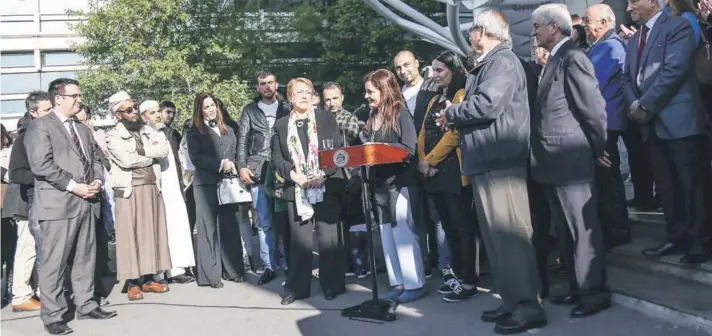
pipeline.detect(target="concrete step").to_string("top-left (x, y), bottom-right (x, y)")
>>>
top-left (608, 256), bottom-right (712, 335)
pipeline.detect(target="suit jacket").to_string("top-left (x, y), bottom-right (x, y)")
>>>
top-left (531, 39), bottom-right (607, 185)
top-left (186, 123), bottom-right (239, 186)
top-left (621, 12), bottom-right (704, 140)
top-left (25, 111), bottom-right (103, 221)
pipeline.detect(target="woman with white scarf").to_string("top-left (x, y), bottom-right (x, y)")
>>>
top-left (271, 78), bottom-right (346, 305)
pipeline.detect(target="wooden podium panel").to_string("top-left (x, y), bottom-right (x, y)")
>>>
top-left (319, 143), bottom-right (410, 170)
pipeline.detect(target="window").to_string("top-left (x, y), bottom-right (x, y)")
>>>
top-left (40, 71), bottom-right (77, 89)
top-left (41, 51), bottom-right (84, 67)
top-left (40, 0), bottom-right (88, 14)
top-left (40, 20), bottom-right (74, 34)
top-left (0, 73), bottom-right (41, 95)
top-left (3, 0), bottom-right (39, 15)
top-left (0, 100), bottom-right (27, 116)
top-left (1, 53), bottom-right (35, 68)
top-left (0, 21), bottom-right (37, 34)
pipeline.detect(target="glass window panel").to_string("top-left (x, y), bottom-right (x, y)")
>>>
top-left (0, 73), bottom-right (41, 95)
top-left (0, 21), bottom-right (37, 34)
top-left (0, 100), bottom-right (27, 116)
top-left (41, 51), bottom-right (84, 67)
top-left (40, 71), bottom-right (76, 89)
top-left (3, 0), bottom-right (39, 15)
top-left (40, 20), bottom-right (73, 34)
top-left (40, 0), bottom-right (88, 14)
top-left (1, 53), bottom-right (35, 68)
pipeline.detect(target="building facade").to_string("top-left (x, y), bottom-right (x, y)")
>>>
top-left (1, 0), bottom-right (88, 130)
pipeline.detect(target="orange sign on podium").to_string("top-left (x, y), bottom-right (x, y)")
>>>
top-left (318, 143), bottom-right (410, 170)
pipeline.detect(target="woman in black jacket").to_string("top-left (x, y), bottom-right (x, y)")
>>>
top-left (360, 69), bottom-right (426, 303)
top-left (271, 77), bottom-right (346, 305)
top-left (187, 92), bottom-right (246, 288)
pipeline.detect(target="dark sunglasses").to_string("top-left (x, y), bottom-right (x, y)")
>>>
top-left (117, 104), bottom-right (139, 114)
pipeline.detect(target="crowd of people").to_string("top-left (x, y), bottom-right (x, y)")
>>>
top-left (1, 0), bottom-right (711, 335)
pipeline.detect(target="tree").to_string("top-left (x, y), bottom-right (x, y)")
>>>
top-left (70, 0), bottom-right (264, 127)
top-left (290, 0), bottom-right (445, 109)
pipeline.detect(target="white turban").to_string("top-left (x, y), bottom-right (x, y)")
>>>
top-left (108, 91), bottom-right (131, 114)
top-left (139, 100), bottom-right (159, 114)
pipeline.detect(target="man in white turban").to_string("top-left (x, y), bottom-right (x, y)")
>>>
top-left (139, 100), bottom-right (196, 284)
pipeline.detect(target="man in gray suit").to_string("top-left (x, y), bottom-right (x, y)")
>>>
top-left (531, 4), bottom-right (611, 318)
top-left (25, 78), bottom-right (117, 335)
top-left (440, 10), bottom-right (546, 335)
top-left (621, 0), bottom-right (710, 264)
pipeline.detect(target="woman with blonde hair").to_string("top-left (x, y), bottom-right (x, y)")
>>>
top-left (271, 78), bottom-right (346, 305)
top-left (360, 69), bottom-right (426, 303)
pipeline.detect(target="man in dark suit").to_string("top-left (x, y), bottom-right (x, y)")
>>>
top-left (621, 0), bottom-right (710, 264)
top-left (25, 78), bottom-right (116, 335)
top-left (530, 4), bottom-right (611, 319)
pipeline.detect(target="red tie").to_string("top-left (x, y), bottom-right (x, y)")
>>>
top-left (637, 25), bottom-right (649, 67)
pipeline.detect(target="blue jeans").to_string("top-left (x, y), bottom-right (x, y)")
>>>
top-left (251, 185), bottom-right (279, 270)
top-left (427, 196), bottom-right (451, 271)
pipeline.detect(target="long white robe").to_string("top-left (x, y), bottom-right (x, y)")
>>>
top-left (159, 133), bottom-right (196, 270)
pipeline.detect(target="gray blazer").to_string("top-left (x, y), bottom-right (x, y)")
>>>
top-left (25, 111), bottom-right (103, 221)
top-left (621, 12), bottom-right (704, 140)
top-left (531, 39), bottom-right (607, 185)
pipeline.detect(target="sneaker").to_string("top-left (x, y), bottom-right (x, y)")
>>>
top-left (255, 266), bottom-right (266, 275)
top-left (443, 281), bottom-right (478, 303)
top-left (356, 268), bottom-right (371, 279)
top-left (345, 270), bottom-right (357, 277)
top-left (438, 269), bottom-right (457, 295)
top-left (398, 288), bottom-right (427, 303)
top-left (425, 269), bottom-right (433, 279)
top-left (383, 287), bottom-right (405, 302)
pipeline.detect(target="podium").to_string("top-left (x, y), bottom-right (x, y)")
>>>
top-left (319, 143), bottom-right (410, 323)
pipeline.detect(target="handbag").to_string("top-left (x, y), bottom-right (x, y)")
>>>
top-left (217, 173), bottom-right (252, 205)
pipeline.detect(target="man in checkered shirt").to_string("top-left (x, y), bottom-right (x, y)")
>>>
top-left (322, 82), bottom-right (360, 146)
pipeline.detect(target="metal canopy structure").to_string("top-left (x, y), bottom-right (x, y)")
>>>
top-left (362, 0), bottom-right (595, 59)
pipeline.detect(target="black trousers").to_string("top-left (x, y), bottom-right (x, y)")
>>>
top-left (1, 217), bottom-right (17, 304)
top-left (272, 210), bottom-right (290, 271)
top-left (647, 133), bottom-right (711, 251)
top-left (94, 213), bottom-right (110, 298)
top-left (285, 194), bottom-right (346, 298)
top-left (621, 122), bottom-right (655, 204)
top-left (185, 184), bottom-right (197, 246)
top-left (409, 184), bottom-right (434, 269)
top-left (193, 184), bottom-right (245, 286)
top-left (595, 131), bottom-right (631, 247)
top-left (528, 174), bottom-right (552, 296)
top-left (430, 187), bottom-right (478, 284)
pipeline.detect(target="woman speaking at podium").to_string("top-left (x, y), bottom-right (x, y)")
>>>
top-left (360, 69), bottom-right (427, 303)
top-left (271, 78), bottom-right (347, 305)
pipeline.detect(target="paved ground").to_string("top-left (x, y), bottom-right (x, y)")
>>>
top-left (0, 270), bottom-right (705, 336)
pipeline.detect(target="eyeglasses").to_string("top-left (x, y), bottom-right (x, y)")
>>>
top-left (59, 93), bottom-right (83, 99)
top-left (117, 104), bottom-right (139, 114)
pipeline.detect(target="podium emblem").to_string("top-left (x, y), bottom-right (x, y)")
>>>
top-left (333, 149), bottom-right (350, 168)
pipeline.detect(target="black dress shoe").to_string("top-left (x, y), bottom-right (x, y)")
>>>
top-left (169, 274), bottom-right (195, 284)
top-left (550, 294), bottom-right (580, 306)
top-left (210, 281), bottom-right (224, 289)
top-left (258, 268), bottom-right (276, 285)
top-left (481, 308), bottom-right (511, 323)
top-left (281, 295), bottom-right (297, 305)
top-left (571, 301), bottom-right (612, 318)
top-left (494, 315), bottom-right (547, 335)
top-left (76, 307), bottom-right (117, 320)
top-left (324, 290), bottom-right (342, 301)
top-left (227, 275), bottom-right (246, 283)
top-left (680, 253), bottom-right (709, 265)
top-left (45, 322), bottom-right (73, 335)
top-left (642, 242), bottom-right (684, 257)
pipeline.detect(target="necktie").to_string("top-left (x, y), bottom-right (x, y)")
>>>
top-left (65, 119), bottom-right (93, 183)
top-left (637, 25), bottom-right (649, 69)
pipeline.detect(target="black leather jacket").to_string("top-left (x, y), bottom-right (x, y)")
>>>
top-left (237, 97), bottom-right (290, 180)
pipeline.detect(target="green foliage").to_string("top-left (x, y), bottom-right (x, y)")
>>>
top-left (70, 0), bottom-right (256, 128)
top-left (290, 0), bottom-right (445, 109)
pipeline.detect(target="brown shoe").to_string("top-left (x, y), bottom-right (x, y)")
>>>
top-left (12, 298), bottom-right (41, 312)
top-left (141, 281), bottom-right (169, 293)
top-left (127, 286), bottom-right (144, 300)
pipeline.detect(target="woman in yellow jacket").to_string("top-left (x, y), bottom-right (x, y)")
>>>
top-left (417, 51), bottom-right (478, 303)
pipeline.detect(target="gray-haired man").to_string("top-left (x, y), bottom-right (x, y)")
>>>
top-left (438, 9), bottom-right (546, 335)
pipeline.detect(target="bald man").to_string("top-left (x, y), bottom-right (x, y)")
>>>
top-left (394, 51), bottom-right (424, 116)
top-left (584, 4), bottom-right (631, 249)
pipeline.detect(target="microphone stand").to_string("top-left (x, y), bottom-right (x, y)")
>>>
top-left (341, 165), bottom-right (397, 322)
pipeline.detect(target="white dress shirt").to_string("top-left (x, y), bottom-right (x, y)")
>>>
top-left (54, 110), bottom-right (98, 192)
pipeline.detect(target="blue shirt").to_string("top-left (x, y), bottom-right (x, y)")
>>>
top-left (588, 31), bottom-right (628, 131)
